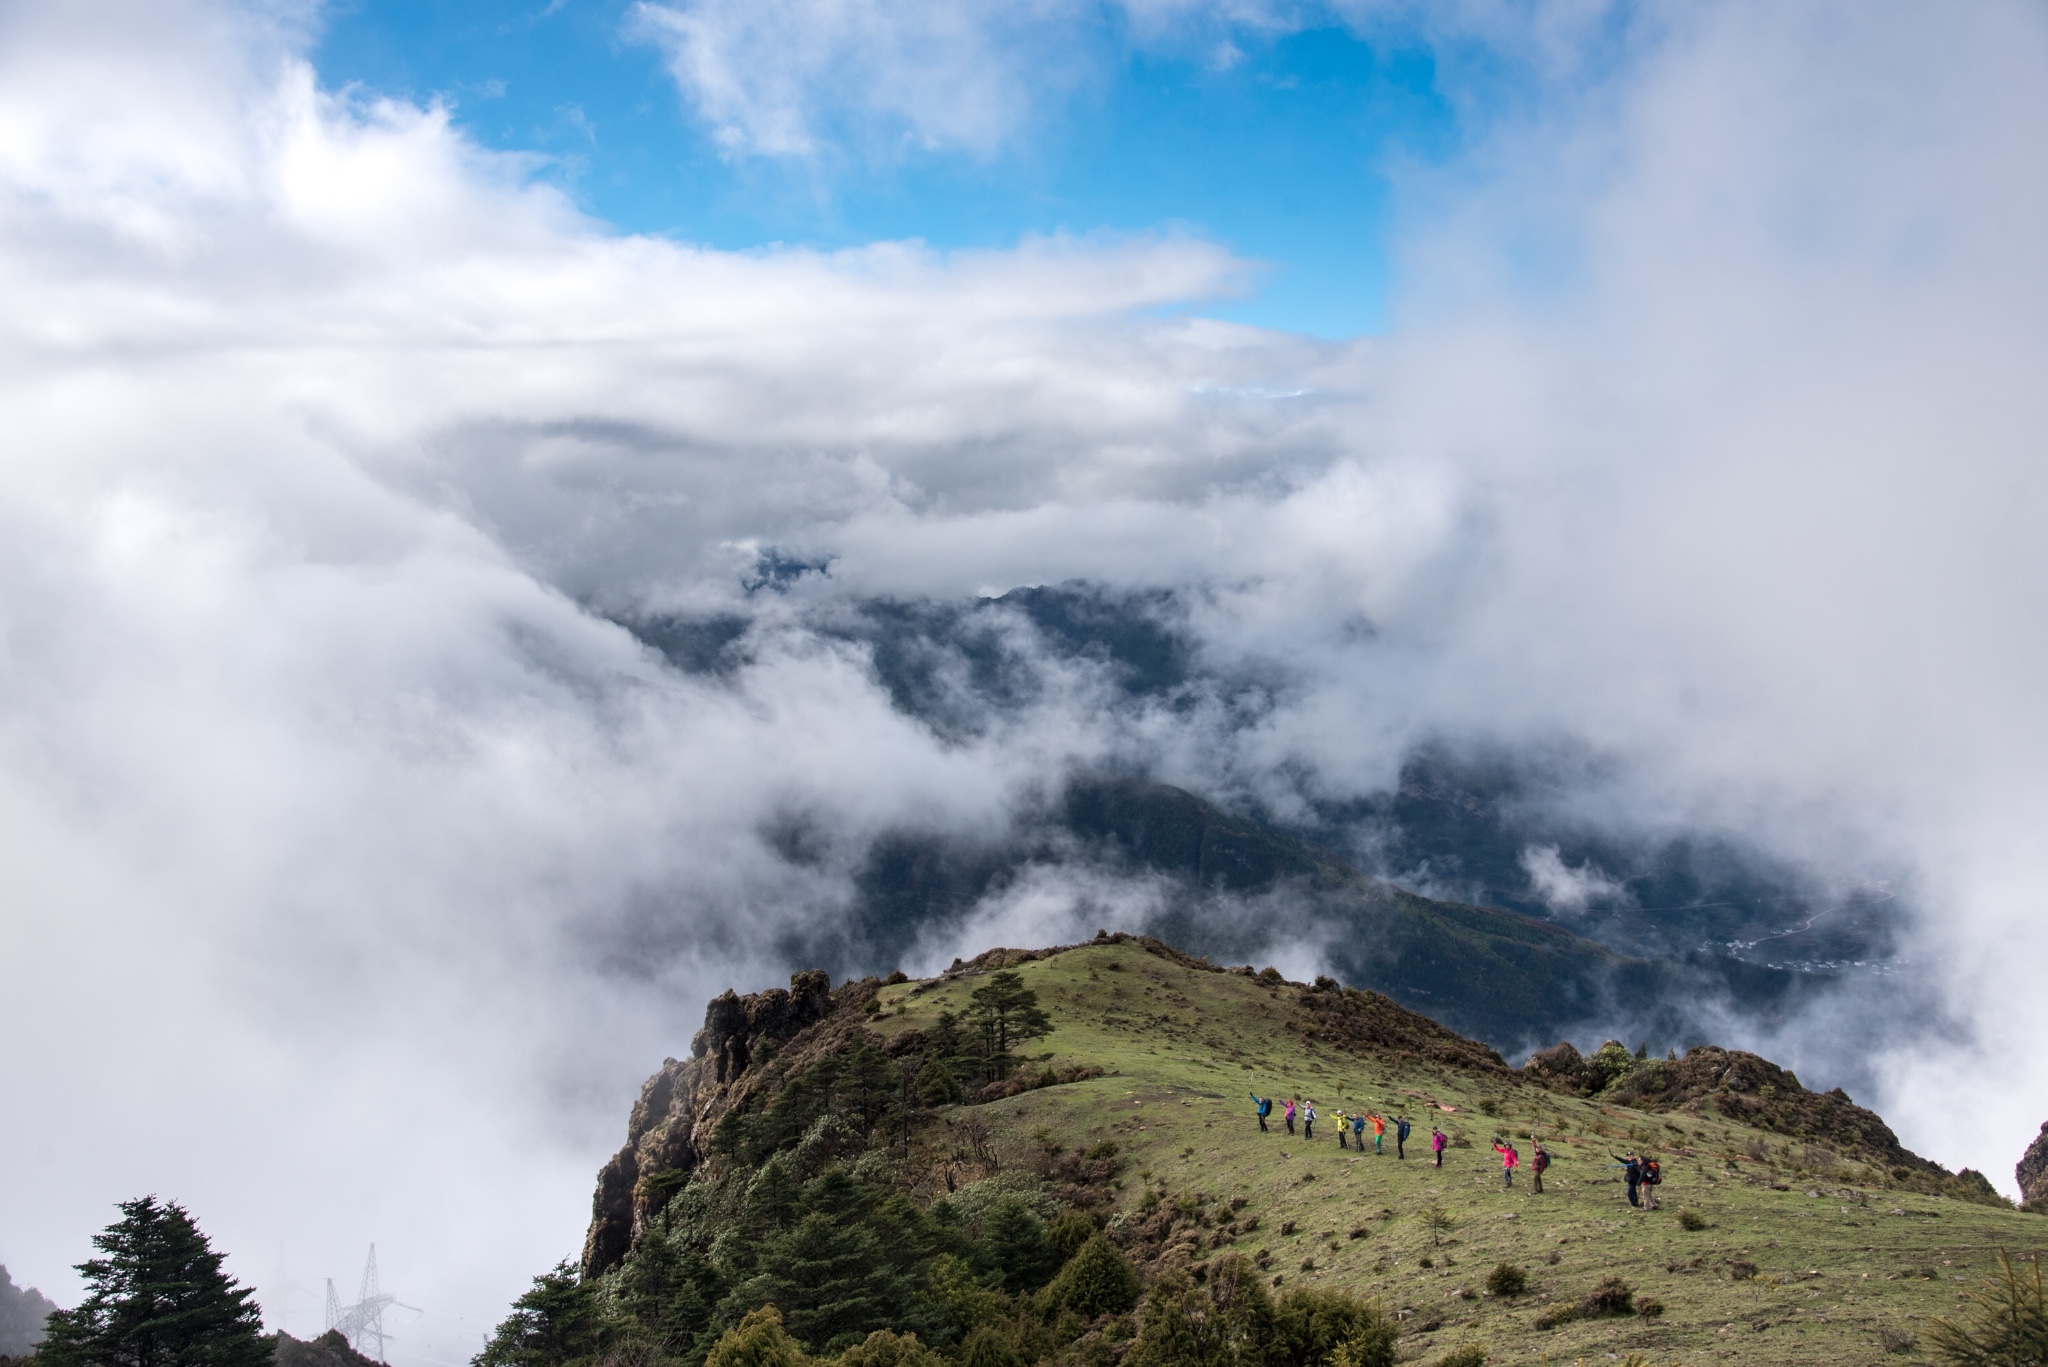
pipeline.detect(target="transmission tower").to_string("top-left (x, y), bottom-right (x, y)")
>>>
top-left (323, 1245), bottom-right (410, 1362)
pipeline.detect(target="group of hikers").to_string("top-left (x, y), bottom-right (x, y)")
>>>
top-left (1249, 1091), bottom-right (1664, 1209)
top-left (1251, 1093), bottom-right (1444, 1165)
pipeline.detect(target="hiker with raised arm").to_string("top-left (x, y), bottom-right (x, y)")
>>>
top-left (1614, 1151), bottom-right (1642, 1208)
top-left (1492, 1138), bottom-right (1519, 1189)
top-left (1251, 1092), bottom-right (1272, 1132)
top-left (1530, 1139), bottom-right (1550, 1194)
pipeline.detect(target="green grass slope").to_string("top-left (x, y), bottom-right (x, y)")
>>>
top-left (864, 939), bottom-right (2036, 1365)
top-left (557, 936), bottom-right (2041, 1367)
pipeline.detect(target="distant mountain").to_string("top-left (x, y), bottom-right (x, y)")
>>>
top-left (0, 1265), bottom-right (58, 1357)
top-left (863, 774), bottom-right (1825, 1050)
top-left (621, 581), bottom-right (1901, 1050)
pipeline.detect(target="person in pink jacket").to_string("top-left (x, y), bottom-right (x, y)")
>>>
top-left (1283, 1098), bottom-right (1297, 1136)
top-left (1492, 1139), bottom-right (1519, 1190)
top-left (1431, 1125), bottom-right (1448, 1168)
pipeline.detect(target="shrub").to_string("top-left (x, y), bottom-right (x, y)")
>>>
top-left (836, 1329), bottom-right (943, 1367)
top-left (957, 1325), bottom-right (1028, 1367)
top-left (1582, 1278), bottom-right (1635, 1317)
top-left (1435, 1348), bottom-right (1488, 1367)
top-left (1636, 1297), bottom-right (1664, 1318)
top-left (1272, 1288), bottom-right (1396, 1367)
top-left (1047, 1210), bottom-right (1098, 1267)
top-left (1927, 1249), bottom-right (2048, 1366)
top-left (1534, 1278), bottom-right (1635, 1330)
top-left (1483, 1264), bottom-right (1526, 1298)
top-left (1038, 1238), bottom-right (1140, 1318)
top-left (1877, 1324), bottom-right (1919, 1355)
top-left (1728, 1260), bottom-right (1759, 1282)
top-left (1677, 1208), bottom-right (1708, 1232)
top-left (702, 1306), bottom-right (813, 1367)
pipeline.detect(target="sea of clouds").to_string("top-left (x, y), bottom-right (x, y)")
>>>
top-left (2, 1), bottom-right (2045, 1360)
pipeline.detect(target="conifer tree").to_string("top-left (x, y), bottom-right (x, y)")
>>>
top-left (974, 1199), bottom-right (1055, 1293)
top-left (964, 973), bottom-right (1052, 1079)
top-left (472, 1262), bottom-right (599, 1367)
top-left (39, 1197), bottom-right (272, 1367)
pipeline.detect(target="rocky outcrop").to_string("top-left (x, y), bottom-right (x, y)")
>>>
top-left (2019, 1121), bottom-right (2048, 1210)
top-left (270, 1330), bottom-right (383, 1367)
top-left (581, 968), bottom-right (853, 1278)
top-left (1522, 1039), bottom-right (1639, 1095)
top-left (1522, 1040), bottom-right (1973, 1188)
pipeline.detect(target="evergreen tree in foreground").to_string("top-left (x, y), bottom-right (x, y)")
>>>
top-left (39, 1197), bottom-right (271, 1367)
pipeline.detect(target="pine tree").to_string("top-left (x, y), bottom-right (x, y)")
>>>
top-left (832, 1042), bottom-right (897, 1143)
top-left (39, 1197), bottom-right (272, 1367)
top-left (728, 1213), bottom-right (910, 1352)
top-left (472, 1262), bottom-right (599, 1367)
top-left (964, 974), bottom-right (1052, 1079)
top-left (974, 1199), bottom-right (1055, 1293)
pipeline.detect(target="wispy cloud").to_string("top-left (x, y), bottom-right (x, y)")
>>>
top-left (2, 0), bottom-right (2047, 1357)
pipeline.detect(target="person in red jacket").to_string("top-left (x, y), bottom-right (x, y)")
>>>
top-left (1531, 1140), bottom-right (1551, 1194)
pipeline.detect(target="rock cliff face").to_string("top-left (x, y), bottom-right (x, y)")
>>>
top-left (581, 968), bottom-right (858, 1277)
top-left (2019, 1121), bottom-right (2048, 1210)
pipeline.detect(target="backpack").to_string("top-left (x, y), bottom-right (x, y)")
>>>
top-left (1533, 1148), bottom-right (1550, 1173)
top-left (1398, 1119), bottom-right (1411, 1141)
top-left (1258, 1098), bottom-right (1271, 1116)
top-left (1643, 1159), bottom-right (1661, 1185)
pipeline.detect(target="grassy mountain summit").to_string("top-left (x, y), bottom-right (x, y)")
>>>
top-left (512, 936), bottom-right (2038, 1367)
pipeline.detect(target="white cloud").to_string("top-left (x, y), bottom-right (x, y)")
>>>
top-left (629, 0), bottom-right (1106, 158)
top-left (1518, 845), bottom-right (1626, 916)
top-left (3, 0), bottom-right (2048, 1356)
top-left (623, 0), bottom-right (1619, 163)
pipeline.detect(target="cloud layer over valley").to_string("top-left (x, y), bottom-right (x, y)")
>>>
top-left (2, 1), bottom-right (2046, 1360)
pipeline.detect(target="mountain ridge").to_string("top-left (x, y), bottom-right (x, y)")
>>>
top-left (523, 933), bottom-right (2031, 1367)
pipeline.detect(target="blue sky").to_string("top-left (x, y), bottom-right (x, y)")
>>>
top-left (314, 0), bottom-right (1459, 337)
